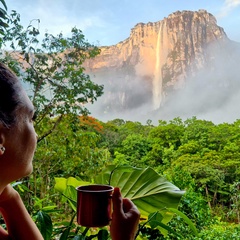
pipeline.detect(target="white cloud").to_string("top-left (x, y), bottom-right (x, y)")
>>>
top-left (225, 0), bottom-right (240, 7)
top-left (17, 0), bottom-right (107, 43)
top-left (218, 0), bottom-right (240, 17)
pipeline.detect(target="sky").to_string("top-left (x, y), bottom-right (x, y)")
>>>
top-left (6, 0), bottom-right (240, 47)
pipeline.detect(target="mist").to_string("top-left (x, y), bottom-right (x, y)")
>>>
top-left (87, 41), bottom-right (240, 125)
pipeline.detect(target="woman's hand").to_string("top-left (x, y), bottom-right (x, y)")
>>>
top-left (0, 184), bottom-right (19, 239)
top-left (110, 187), bottom-right (140, 240)
top-left (0, 226), bottom-right (9, 240)
top-left (0, 184), bottom-right (43, 240)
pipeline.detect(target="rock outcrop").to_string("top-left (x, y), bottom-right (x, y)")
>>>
top-left (84, 10), bottom-right (240, 122)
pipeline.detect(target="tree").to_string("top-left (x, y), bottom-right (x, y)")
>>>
top-left (0, 8), bottom-right (105, 215)
top-left (145, 121), bottom-right (184, 168)
top-left (33, 114), bottom-right (111, 199)
top-left (1, 10), bottom-right (104, 142)
top-left (115, 133), bottom-right (152, 167)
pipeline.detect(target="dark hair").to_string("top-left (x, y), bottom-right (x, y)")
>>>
top-left (0, 62), bottom-right (21, 127)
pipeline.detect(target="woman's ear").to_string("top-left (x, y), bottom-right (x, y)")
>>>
top-left (0, 146), bottom-right (5, 155)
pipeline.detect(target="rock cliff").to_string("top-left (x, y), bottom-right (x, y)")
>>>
top-left (84, 10), bottom-right (240, 123)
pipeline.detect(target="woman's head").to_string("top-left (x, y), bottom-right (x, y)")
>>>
top-left (0, 63), bottom-right (22, 127)
top-left (0, 63), bottom-right (37, 186)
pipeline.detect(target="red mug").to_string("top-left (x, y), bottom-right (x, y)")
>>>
top-left (76, 184), bottom-right (114, 227)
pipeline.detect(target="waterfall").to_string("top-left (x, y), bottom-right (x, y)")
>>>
top-left (152, 24), bottom-right (163, 110)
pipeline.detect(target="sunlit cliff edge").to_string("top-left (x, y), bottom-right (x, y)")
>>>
top-left (84, 10), bottom-right (240, 123)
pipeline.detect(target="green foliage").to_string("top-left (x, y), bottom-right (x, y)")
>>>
top-left (228, 182), bottom-right (240, 223)
top-left (98, 117), bottom-right (240, 238)
top-left (115, 134), bottom-right (152, 167)
top-left (30, 114), bottom-right (111, 210)
top-left (196, 221), bottom-right (240, 240)
top-left (36, 211), bottom-right (53, 240)
top-left (99, 119), bottom-right (152, 156)
top-left (30, 115), bottom-right (240, 239)
top-left (35, 115), bottom-right (110, 177)
top-left (164, 190), bottom-right (213, 239)
top-left (139, 212), bottom-right (183, 239)
top-left (2, 10), bottom-right (103, 142)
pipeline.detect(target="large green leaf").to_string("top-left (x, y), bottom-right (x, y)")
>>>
top-left (54, 177), bottom-right (91, 211)
top-left (94, 166), bottom-right (185, 223)
top-left (54, 177), bottom-right (89, 193)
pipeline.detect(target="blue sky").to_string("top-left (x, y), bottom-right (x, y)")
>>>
top-left (7, 0), bottom-right (240, 46)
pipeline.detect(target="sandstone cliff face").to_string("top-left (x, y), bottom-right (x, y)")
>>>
top-left (85, 10), bottom-right (239, 122)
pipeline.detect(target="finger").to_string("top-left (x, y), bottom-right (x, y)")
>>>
top-left (0, 226), bottom-right (8, 240)
top-left (122, 198), bottom-right (134, 212)
top-left (122, 198), bottom-right (140, 216)
top-left (112, 187), bottom-right (124, 216)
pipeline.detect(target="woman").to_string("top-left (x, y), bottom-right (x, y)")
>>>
top-left (0, 63), bottom-right (140, 240)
